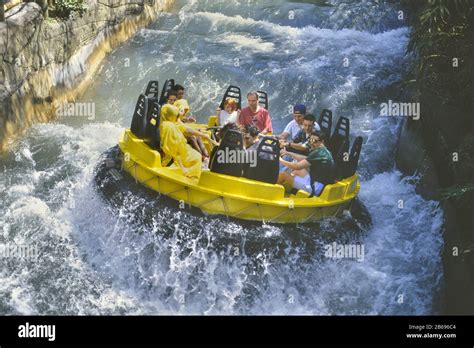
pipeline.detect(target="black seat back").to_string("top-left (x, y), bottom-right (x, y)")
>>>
top-left (143, 98), bottom-right (161, 150)
top-left (308, 155), bottom-right (334, 196)
top-left (328, 116), bottom-right (350, 156)
top-left (130, 94), bottom-right (148, 138)
top-left (333, 139), bottom-right (350, 181)
top-left (343, 136), bottom-right (363, 178)
top-left (244, 137), bottom-right (280, 184)
top-left (318, 109), bottom-right (333, 141)
top-left (209, 130), bottom-right (244, 177)
top-left (219, 85), bottom-right (242, 110)
top-left (145, 80), bottom-right (160, 102)
top-left (159, 79), bottom-right (175, 106)
top-left (257, 90), bottom-right (269, 110)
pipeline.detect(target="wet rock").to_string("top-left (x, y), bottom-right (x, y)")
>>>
top-left (0, 0), bottom-right (174, 151)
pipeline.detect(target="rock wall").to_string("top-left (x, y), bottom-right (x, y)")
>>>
top-left (397, 0), bottom-right (474, 314)
top-left (395, 119), bottom-right (440, 200)
top-left (396, 114), bottom-right (474, 315)
top-left (0, 0), bottom-right (174, 150)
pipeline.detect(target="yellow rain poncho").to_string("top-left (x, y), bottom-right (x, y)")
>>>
top-left (160, 104), bottom-right (182, 167)
top-left (174, 99), bottom-right (191, 121)
top-left (160, 104), bottom-right (184, 129)
top-left (160, 121), bottom-right (202, 180)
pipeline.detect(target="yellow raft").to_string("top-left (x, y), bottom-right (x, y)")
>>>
top-left (118, 128), bottom-right (360, 224)
top-left (118, 80), bottom-right (363, 223)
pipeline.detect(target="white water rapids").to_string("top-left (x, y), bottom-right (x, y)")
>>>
top-left (0, 0), bottom-right (444, 315)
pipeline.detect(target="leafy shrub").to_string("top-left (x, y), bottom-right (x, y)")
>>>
top-left (53, 0), bottom-right (87, 19)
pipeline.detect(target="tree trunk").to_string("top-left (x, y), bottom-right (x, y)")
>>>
top-left (1, 0), bottom-right (5, 22)
top-left (37, 0), bottom-right (48, 19)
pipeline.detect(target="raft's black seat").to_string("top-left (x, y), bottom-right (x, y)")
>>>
top-left (318, 109), bottom-right (333, 142)
top-left (220, 85), bottom-right (242, 110)
top-left (158, 79), bottom-right (175, 106)
top-left (130, 94), bottom-right (148, 139)
top-left (308, 158), bottom-right (334, 197)
top-left (342, 136), bottom-right (363, 178)
top-left (145, 80), bottom-right (160, 102)
top-left (209, 130), bottom-right (244, 177)
top-left (327, 116), bottom-right (350, 157)
top-left (332, 139), bottom-right (350, 181)
top-left (257, 91), bottom-right (269, 110)
top-left (143, 98), bottom-right (161, 150)
top-left (244, 137), bottom-right (280, 184)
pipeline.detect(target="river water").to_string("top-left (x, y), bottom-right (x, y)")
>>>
top-left (0, 0), bottom-right (444, 314)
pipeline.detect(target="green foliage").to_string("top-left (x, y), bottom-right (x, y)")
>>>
top-left (53, 0), bottom-right (87, 19)
top-left (401, 0), bottom-right (474, 203)
top-left (403, 0), bottom-right (474, 84)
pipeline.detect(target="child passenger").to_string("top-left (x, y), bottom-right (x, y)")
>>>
top-left (166, 90), bottom-right (177, 105)
top-left (172, 85), bottom-right (196, 123)
top-left (216, 98), bottom-right (240, 126)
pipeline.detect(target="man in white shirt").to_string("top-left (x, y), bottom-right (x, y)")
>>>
top-left (282, 113), bottom-right (321, 155)
top-left (278, 104), bottom-right (306, 142)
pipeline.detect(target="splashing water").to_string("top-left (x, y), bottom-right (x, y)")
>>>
top-left (0, 0), bottom-right (443, 315)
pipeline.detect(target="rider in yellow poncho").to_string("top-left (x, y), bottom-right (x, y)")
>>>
top-left (160, 121), bottom-right (202, 180)
top-left (160, 104), bottom-right (217, 166)
top-left (159, 106), bottom-right (202, 180)
top-left (174, 99), bottom-right (193, 123)
top-left (160, 103), bottom-right (185, 130)
top-left (174, 99), bottom-right (210, 158)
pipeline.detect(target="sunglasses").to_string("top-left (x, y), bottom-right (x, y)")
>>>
top-left (309, 137), bottom-right (321, 143)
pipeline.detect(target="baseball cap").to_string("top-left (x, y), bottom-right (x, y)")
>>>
top-left (293, 104), bottom-right (306, 114)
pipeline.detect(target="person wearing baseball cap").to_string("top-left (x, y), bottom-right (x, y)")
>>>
top-left (278, 104), bottom-right (307, 142)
